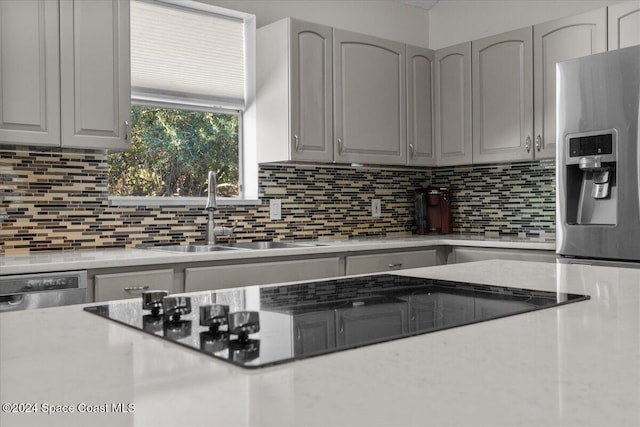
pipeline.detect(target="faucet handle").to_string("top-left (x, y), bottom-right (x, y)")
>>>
top-left (214, 221), bottom-right (238, 237)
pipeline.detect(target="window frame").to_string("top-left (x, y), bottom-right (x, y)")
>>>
top-left (109, 0), bottom-right (258, 207)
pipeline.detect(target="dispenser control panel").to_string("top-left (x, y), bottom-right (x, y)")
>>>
top-left (569, 134), bottom-right (612, 157)
top-left (565, 130), bottom-right (616, 165)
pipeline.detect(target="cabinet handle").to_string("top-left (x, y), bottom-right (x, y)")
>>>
top-left (388, 263), bottom-right (403, 270)
top-left (525, 136), bottom-right (531, 153)
top-left (124, 285), bottom-right (150, 293)
top-left (296, 326), bottom-right (301, 341)
top-left (337, 138), bottom-right (344, 155)
top-left (409, 143), bottom-right (416, 158)
top-left (535, 134), bottom-right (542, 152)
top-left (294, 134), bottom-right (300, 152)
top-left (123, 120), bottom-right (130, 141)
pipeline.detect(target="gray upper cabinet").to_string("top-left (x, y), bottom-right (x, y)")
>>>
top-left (333, 29), bottom-right (406, 165)
top-left (257, 18), bottom-right (333, 163)
top-left (60, 0), bottom-right (130, 150)
top-left (435, 42), bottom-right (472, 166)
top-left (472, 27), bottom-right (533, 164)
top-left (406, 46), bottom-right (436, 167)
top-left (0, 0), bottom-right (130, 150)
top-left (291, 20), bottom-right (333, 162)
top-left (533, 8), bottom-right (606, 159)
top-left (0, 0), bottom-right (60, 147)
top-left (608, 1), bottom-right (640, 50)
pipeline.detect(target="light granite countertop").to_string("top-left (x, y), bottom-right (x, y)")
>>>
top-left (0, 234), bottom-right (555, 275)
top-left (1, 260), bottom-right (638, 427)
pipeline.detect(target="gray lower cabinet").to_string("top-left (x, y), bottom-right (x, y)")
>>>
top-left (335, 301), bottom-right (408, 348)
top-left (292, 311), bottom-right (336, 357)
top-left (345, 249), bottom-right (439, 275)
top-left (94, 268), bottom-right (176, 302)
top-left (438, 293), bottom-right (475, 325)
top-left (184, 257), bottom-right (342, 292)
top-left (450, 247), bottom-right (556, 264)
top-left (407, 293), bottom-right (438, 332)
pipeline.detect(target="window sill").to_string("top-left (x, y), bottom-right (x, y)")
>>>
top-left (109, 196), bottom-right (261, 207)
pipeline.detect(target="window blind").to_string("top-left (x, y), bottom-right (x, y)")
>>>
top-left (130, 0), bottom-right (246, 109)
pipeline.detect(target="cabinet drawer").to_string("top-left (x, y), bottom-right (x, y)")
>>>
top-left (185, 258), bottom-right (342, 292)
top-left (346, 249), bottom-right (438, 275)
top-left (94, 269), bottom-right (175, 302)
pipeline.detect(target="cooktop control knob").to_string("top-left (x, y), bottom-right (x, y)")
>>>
top-left (162, 296), bottom-right (191, 322)
top-left (142, 290), bottom-right (169, 315)
top-left (228, 311), bottom-right (260, 341)
top-left (200, 304), bottom-right (229, 332)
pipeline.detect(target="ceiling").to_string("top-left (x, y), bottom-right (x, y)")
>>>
top-left (396, 0), bottom-right (440, 10)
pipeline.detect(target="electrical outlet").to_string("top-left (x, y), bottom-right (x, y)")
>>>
top-left (371, 199), bottom-right (381, 217)
top-left (270, 199), bottom-right (282, 220)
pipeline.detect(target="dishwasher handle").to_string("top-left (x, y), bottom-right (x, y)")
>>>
top-left (0, 294), bottom-right (25, 309)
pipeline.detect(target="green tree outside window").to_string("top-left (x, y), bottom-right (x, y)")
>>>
top-left (108, 105), bottom-right (240, 197)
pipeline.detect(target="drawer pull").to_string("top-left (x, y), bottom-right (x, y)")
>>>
top-left (124, 285), bottom-right (150, 293)
top-left (388, 263), bottom-right (403, 270)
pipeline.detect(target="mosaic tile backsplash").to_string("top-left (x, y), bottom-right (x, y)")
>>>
top-left (0, 147), bottom-right (555, 254)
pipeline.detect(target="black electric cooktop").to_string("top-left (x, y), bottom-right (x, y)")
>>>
top-left (84, 274), bottom-right (589, 369)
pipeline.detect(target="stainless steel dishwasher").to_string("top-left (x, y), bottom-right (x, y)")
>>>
top-left (0, 271), bottom-right (87, 312)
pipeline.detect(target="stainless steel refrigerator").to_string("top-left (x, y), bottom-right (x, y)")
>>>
top-left (556, 45), bottom-right (640, 267)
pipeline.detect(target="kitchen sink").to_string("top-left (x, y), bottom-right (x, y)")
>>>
top-left (147, 241), bottom-right (325, 252)
top-left (149, 245), bottom-right (246, 253)
top-left (224, 241), bottom-right (324, 250)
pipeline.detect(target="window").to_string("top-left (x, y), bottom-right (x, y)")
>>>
top-left (108, 104), bottom-right (240, 197)
top-left (108, 0), bottom-right (256, 203)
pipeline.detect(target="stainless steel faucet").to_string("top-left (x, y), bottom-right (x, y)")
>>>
top-left (205, 171), bottom-right (217, 245)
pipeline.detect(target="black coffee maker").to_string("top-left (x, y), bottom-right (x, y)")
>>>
top-left (414, 187), bottom-right (451, 234)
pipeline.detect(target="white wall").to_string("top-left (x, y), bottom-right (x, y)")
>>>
top-left (205, 0), bottom-right (430, 47)
top-left (429, 0), bottom-right (627, 49)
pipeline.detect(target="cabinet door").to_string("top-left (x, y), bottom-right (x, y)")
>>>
top-left (59, 0), bottom-right (130, 150)
top-left (336, 302), bottom-right (408, 348)
top-left (406, 46), bottom-right (435, 166)
top-left (0, 0), bottom-right (59, 146)
top-left (435, 42), bottom-right (472, 166)
top-left (292, 311), bottom-right (336, 357)
top-left (333, 29), bottom-right (406, 165)
top-left (345, 249), bottom-right (438, 275)
top-left (408, 293), bottom-right (439, 332)
top-left (437, 293), bottom-right (475, 325)
top-left (472, 27), bottom-right (533, 164)
top-left (290, 20), bottom-right (333, 162)
top-left (185, 258), bottom-right (342, 292)
top-left (608, 1), bottom-right (640, 50)
top-left (94, 269), bottom-right (176, 302)
top-left (534, 8), bottom-right (606, 159)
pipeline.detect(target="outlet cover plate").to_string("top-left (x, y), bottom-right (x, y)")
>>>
top-left (372, 199), bottom-right (381, 217)
top-left (270, 199), bottom-right (282, 220)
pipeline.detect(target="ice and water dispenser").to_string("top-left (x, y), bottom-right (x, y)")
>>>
top-left (563, 131), bottom-right (617, 226)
